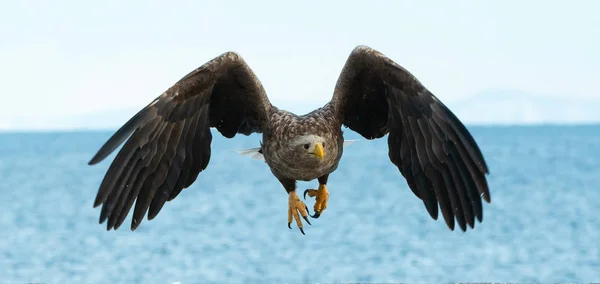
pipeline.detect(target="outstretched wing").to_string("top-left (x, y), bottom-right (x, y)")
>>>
top-left (88, 51), bottom-right (271, 231)
top-left (330, 45), bottom-right (490, 231)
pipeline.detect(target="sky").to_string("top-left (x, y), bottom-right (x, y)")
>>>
top-left (1, 0), bottom-right (599, 130)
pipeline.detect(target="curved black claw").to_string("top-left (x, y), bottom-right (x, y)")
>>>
top-left (310, 212), bottom-right (321, 219)
top-left (288, 222), bottom-right (291, 229)
top-left (299, 227), bottom-right (305, 235)
top-left (303, 189), bottom-right (310, 199)
top-left (305, 205), bottom-right (313, 223)
top-left (303, 215), bottom-right (312, 225)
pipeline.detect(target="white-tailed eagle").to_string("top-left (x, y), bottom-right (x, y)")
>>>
top-left (88, 45), bottom-right (491, 234)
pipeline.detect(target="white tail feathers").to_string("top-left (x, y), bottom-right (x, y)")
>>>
top-left (235, 140), bottom-right (358, 161)
top-left (234, 147), bottom-right (265, 161)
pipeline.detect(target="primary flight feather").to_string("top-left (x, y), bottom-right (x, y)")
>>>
top-left (88, 45), bottom-right (491, 234)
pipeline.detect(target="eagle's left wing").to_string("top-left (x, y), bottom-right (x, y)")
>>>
top-left (87, 51), bottom-right (272, 231)
top-left (329, 45), bottom-right (490, 231)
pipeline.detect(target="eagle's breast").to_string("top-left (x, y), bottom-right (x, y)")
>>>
top-left (261, 106), bottom-right (343, 181)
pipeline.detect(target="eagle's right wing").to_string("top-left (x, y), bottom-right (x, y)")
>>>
top-left (88, 51), bottom-right (272, 231)
top-left (329, 45), bottom-right (490, 231)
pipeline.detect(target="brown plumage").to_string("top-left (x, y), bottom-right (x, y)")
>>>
top-left (88, 45), bottom-right (491, 234)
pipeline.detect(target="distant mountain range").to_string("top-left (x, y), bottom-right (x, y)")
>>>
top-left (0, 109), bottom-right (141, 132)
top-left (446, 89), bottom-right (600, 125)
top-left (2, 89), bottom-right (599, 131)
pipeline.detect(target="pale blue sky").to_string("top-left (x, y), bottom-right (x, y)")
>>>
top-left (1, 0), bottom-right (598, 129)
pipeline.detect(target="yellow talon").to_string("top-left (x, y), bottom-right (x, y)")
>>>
top-left (287, 191), bottom-right (311, 235)
top-left (303, 184), bottom-right (329, 218)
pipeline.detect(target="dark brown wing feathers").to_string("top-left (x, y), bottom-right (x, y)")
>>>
top-left (88, 52), bottom-right (270, 231)
top-left (332, 45), bottom-right (490, 231)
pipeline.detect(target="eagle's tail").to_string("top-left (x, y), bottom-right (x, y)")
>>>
top-left (235, 140), bottom-right (358, 161)
top-left (234, 147), bottom-right (265, 161)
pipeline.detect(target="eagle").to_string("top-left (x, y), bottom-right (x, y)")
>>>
top-left (88, 45), bottom-right (491, 235)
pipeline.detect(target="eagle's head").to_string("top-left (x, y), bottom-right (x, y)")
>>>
top-left (290, 134), bottom-right (329, 163)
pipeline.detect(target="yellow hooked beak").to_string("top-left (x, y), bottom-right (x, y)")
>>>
top-left (312, 143), bottom-right (325, 159)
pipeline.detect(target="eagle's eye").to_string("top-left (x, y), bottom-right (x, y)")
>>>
top-left (303, 144), bottom-right (310, 150)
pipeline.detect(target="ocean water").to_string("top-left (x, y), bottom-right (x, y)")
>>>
top-left (0, 125), bottom-right (599, 283)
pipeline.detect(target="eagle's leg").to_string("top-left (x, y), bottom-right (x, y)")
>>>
top-left (279, 178), bottom-right (311, 235)
top-left (303, 175), bottom-right (330, 219)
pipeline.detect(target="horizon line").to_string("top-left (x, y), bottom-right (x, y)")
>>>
top-left (2, 122), bottom-right (600, 134)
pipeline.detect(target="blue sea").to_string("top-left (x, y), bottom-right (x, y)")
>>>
top-left (1, 125), bottom-right (599, 283)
